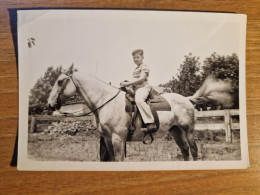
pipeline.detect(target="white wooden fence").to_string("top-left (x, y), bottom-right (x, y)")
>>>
top-left (29, 109), bottom-right (240, 143)
top-left (194, 109), bottom-right (240, 143)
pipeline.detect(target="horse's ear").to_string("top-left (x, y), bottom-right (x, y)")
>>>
top-left (66, 63), bottom-right (74, 75)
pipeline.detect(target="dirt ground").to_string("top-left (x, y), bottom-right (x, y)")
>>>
top-left (27, 122), bottom-right (241, 161)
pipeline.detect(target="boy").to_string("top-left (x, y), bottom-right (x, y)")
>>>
top-left (120, 49), bottom-right (156, 132)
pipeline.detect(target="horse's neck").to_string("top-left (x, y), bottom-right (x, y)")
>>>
top-left (73, 73), bottom-right (118, 110)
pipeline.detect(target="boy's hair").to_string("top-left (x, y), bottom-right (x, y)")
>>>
top-left (132, 49), bottom-right (144, 56)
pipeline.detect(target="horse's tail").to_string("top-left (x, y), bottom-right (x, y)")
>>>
top-left (187, 76), bottom-right (234, 108)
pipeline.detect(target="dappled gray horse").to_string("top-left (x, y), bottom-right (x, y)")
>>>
top-left (48, 64), bottom-right (232, 161)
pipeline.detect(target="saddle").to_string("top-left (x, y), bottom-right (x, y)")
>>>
top-left (122, 86), bottom-right (171, 144)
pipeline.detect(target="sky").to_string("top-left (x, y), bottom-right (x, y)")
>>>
top-left (18, 10), bottom-right (245, 89)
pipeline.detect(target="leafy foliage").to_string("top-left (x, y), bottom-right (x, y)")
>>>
top-left (160, 53), bottom-right (202, 97)
top-left (29, 66), bottom-right (63, 114)
top-left (160, 53), bottom-right (239, 110)
top-left (173, 53), bottom-right (202, 96)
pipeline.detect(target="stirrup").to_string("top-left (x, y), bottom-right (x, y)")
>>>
top-left (143, 132), bottom-right (154, 144)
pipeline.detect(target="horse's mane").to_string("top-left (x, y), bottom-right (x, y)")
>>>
top-left (78, 73), bottom-right (119, 90)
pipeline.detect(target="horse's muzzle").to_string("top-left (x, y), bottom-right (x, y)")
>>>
top-left (56, 99), bottom-right (61, 110)
top-left (48, 97), bottom-right (62, 111)
top-left (48, 104), bottom-right (56, 111)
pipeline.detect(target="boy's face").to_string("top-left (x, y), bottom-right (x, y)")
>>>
top-left (133, 53), bottom-right (143, 66)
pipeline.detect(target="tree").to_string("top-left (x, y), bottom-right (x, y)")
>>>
top-left (161, 53), bottom-right (202, 97)
top-left (160, 53), bottom-right (239, 110)
top-left (175, 53), bottom-right (202, 96)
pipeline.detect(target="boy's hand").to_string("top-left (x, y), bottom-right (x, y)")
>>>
top-left (120, 81), bottom-right (130, 87)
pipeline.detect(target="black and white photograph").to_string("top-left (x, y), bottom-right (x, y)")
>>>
top-left (17, 10), bottom-right (248, 170)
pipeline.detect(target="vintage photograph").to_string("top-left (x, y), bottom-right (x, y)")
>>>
top-left (18, 10), bottom-right (248, 170)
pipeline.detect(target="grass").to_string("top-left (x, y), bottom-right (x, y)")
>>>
top-left (28, 124), bottom-right (241, 161)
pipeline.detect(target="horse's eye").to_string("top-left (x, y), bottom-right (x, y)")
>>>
top-left (57, 80), bottom-right (63, 86)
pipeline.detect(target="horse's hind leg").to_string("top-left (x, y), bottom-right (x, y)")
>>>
top-left (186, 128), bottom-right (198, 161)
top-left (169, 126), bottom-right (190, 161)
top-left (180, 125), bottom-right (198, 161)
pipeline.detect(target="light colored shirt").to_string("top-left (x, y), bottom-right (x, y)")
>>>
top-left (132, 64), bottom-right (150, 88)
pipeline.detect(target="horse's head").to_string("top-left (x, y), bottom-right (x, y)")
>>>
top-left (48, 64), bottom-right (77, 110)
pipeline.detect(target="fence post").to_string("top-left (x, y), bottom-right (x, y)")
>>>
top-left (30, 117), bottom-right (36, 133)
top-left (224, 110), bottom-right (232, 143)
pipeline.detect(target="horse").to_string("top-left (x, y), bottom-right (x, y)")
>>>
top-left (47, 64), bottom-right (233, 161)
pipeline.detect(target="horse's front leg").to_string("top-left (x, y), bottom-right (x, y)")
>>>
top-left (112, 133), bottom-right (125, 161)
top-left (103, 138), bottom-right (115, 161)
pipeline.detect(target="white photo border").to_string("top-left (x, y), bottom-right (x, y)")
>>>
top-left (18, 9), bottom-right (249, 171)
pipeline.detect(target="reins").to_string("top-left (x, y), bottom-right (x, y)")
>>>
top-left (59, 74), bottom-right (121, 117)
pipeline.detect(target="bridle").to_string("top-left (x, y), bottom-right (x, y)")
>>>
top-left (59, 75), bottom-right (71, 94)
top-left (56, 73), bottom-right (121, 116)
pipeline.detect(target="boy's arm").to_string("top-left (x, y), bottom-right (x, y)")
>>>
top-left (121, 72), bottom-right (148, 87)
